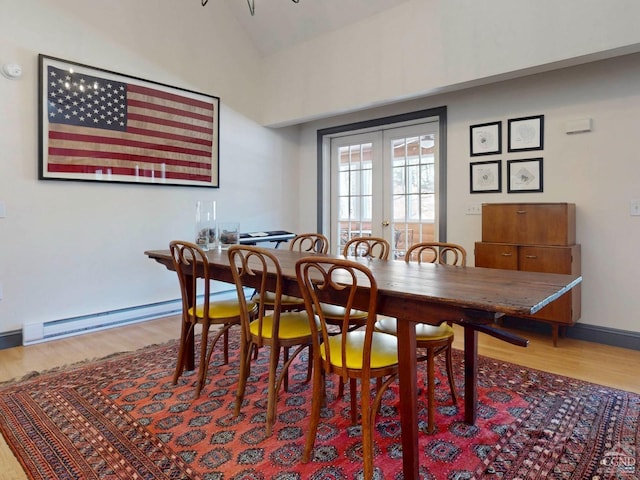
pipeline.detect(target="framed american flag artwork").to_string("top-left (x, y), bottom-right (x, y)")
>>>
top-left (38, 54), bottom-right (220, 187)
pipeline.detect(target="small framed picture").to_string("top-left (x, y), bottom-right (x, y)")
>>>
top-left (470, 121), bottom-right (502, 156)
top-left (508, 115), bottom-right (544, 152)
top-left (507, 158), bottom-right (543, 193)
top-left (470, 160), bottom-right (502, 193)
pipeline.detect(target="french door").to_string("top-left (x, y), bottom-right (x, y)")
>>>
top-left (330, 121), bottom-right (440, 258)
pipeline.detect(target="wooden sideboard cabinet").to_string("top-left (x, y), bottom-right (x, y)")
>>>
top-left (475, 203), bottom-right (581, 346)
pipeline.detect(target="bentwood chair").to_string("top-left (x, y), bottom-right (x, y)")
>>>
top-left (169, 240), bottom-right (255, 398)
top-left (375, 241), bottom-right (465, 433)
top-left (324, 236), bottom-right (392, 396)
top-left (321, 236), bottom-right (390, 332)
top-left (251, 233), bottom-right (329, 313)
top-left (296, 256), bottom-right (398, 479)
top-left (229, 245), bottom-right (320, 436)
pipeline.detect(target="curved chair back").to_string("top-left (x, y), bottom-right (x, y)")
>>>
top-left (170, 240), bottom-right (210, 323)
top-left (343, 236), bottom-right (390, 260)
top-left (404, 241), bottom-right (467, 266)
top-left (228, 245), bottom-right (283, 345)
top-left (296, 257), bottom-right (380, 378)
top-left (289, 232), bottom-right (329, 254)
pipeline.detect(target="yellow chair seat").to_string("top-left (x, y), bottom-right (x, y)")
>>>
top-left (322, 330), bottom-right (398, 369)
top-left (190, 300), bottom-right (256, 320)
top-left (319, 303), bottom-right (368, 319)
top-left (249, 311), bottom-right (317, 340)
top-left (375, 317), bottom-right (454, 341)
top-left (254, 291), bottom-right (304, 306)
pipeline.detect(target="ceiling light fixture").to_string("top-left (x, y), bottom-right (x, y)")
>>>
top-left (200, 0), bottom-right (300, 16)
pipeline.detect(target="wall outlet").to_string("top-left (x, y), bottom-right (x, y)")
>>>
top-left (465, 203), bottom-right (482, 215)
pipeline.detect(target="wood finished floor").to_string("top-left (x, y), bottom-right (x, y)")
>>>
top-left (1, 315), bottom-right (639, 479)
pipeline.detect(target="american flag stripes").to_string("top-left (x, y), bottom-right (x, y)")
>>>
top-left (40, 57), bottom-right (219, 187)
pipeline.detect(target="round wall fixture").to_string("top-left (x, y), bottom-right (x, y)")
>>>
top-left (1, 63), bottom-right (23, 80)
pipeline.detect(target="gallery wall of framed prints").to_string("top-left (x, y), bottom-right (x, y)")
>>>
top-left (469, 114), bottom-right (544, 194)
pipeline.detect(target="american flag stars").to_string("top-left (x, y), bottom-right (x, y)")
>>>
top-left (48, 67), bottom-right (127, 131)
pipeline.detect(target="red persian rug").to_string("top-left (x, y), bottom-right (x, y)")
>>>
top-left (0, 333), bottom-right (638, 479)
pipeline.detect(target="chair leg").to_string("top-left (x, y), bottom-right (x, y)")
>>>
top-left (445, 343), bottom-right (458, 404)
top-left (360, 379), bottom-right (374, 479)
top-left (172, 319), bottom-right (193, 384)
top-left (265, 344), bottom-right (281, 436)
top-left (202, 324), bottom-right (233, 383)
top-left (425, 346), bottom-right (436, 434)
top-left (194, 323), bottom-right (211, 398)
top-left (283, 346), bottom-right (290, 392)
top-left (303, 362), bottom-right (324, 463)
top-left (349, 378), bottom-right (358, 425)
top-left (305, 344), bottom-right (313, 383)
top-left (234, 341), bottom-right (253, 416)
top-left (222, 328), bottom-right (229, 364)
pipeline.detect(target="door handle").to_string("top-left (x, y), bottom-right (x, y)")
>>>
top-left (382, 221), bottom-right (390, 227)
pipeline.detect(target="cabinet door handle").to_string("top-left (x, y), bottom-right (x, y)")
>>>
top-left (525, 255), bottom-right (538, 259)
top-left (516, 210), bottom-right (527, 214)
top-left (500, 253), bottom-right (513, 257)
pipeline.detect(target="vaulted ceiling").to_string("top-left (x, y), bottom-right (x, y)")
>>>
top-left (224, 0), bottom-right (409, 56)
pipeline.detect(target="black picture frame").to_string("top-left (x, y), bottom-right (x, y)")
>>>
top-left (470, 121), bottom-right (502, 156)
top-left (38, 54), bottom-right (220, 187)
top-left (470, 160), bottom-right (502, 193)
top-left (507, 158), bottom-right (543, 193)
top-left (508, 115), bottom-right (544, 152)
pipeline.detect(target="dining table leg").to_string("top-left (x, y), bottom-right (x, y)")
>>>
top-left (396, 319), bottom-right (419, 478)
top-left (463, 326), bottom-right (478, 424)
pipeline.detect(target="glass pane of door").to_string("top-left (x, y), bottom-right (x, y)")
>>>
top-left (330, 132), bottom-right (382, 255)
top-left (384, 122), bottom-right (439, 259)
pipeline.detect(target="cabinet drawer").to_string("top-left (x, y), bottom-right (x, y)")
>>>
top-left (518, 246), bottom-right (576, 274)
top-left (474, 242), bottom-right (518, 270)
top-left (481, 203), bottom-right (576, 245)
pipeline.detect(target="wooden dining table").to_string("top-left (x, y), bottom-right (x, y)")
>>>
top-left (145, 246), bottom-right (582, 478)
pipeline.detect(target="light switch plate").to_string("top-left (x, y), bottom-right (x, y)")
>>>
top-left (630, 200), bottom-right (640, 216)
top-left (465, 203), bottom-right (482, 215)
top-left (0, 201), bottom-right (5, 218)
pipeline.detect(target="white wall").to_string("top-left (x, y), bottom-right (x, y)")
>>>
top-left (298, 54), bottom-right (640, 334)
top-left (0, 0), bottom-right (300, 333)
top-left (263, 0), bottom-right (640, 127)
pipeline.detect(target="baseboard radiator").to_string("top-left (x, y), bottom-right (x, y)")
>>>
top-left (22, 289), bottom-right (239, 346)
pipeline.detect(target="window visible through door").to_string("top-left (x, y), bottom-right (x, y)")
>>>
top-left (329, 120), bottom-right (440, 258)
top-left (385, 122), bottom-right (438, 258)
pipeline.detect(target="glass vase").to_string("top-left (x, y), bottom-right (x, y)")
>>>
top-left (195, 200), bottom-right (217, 250)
